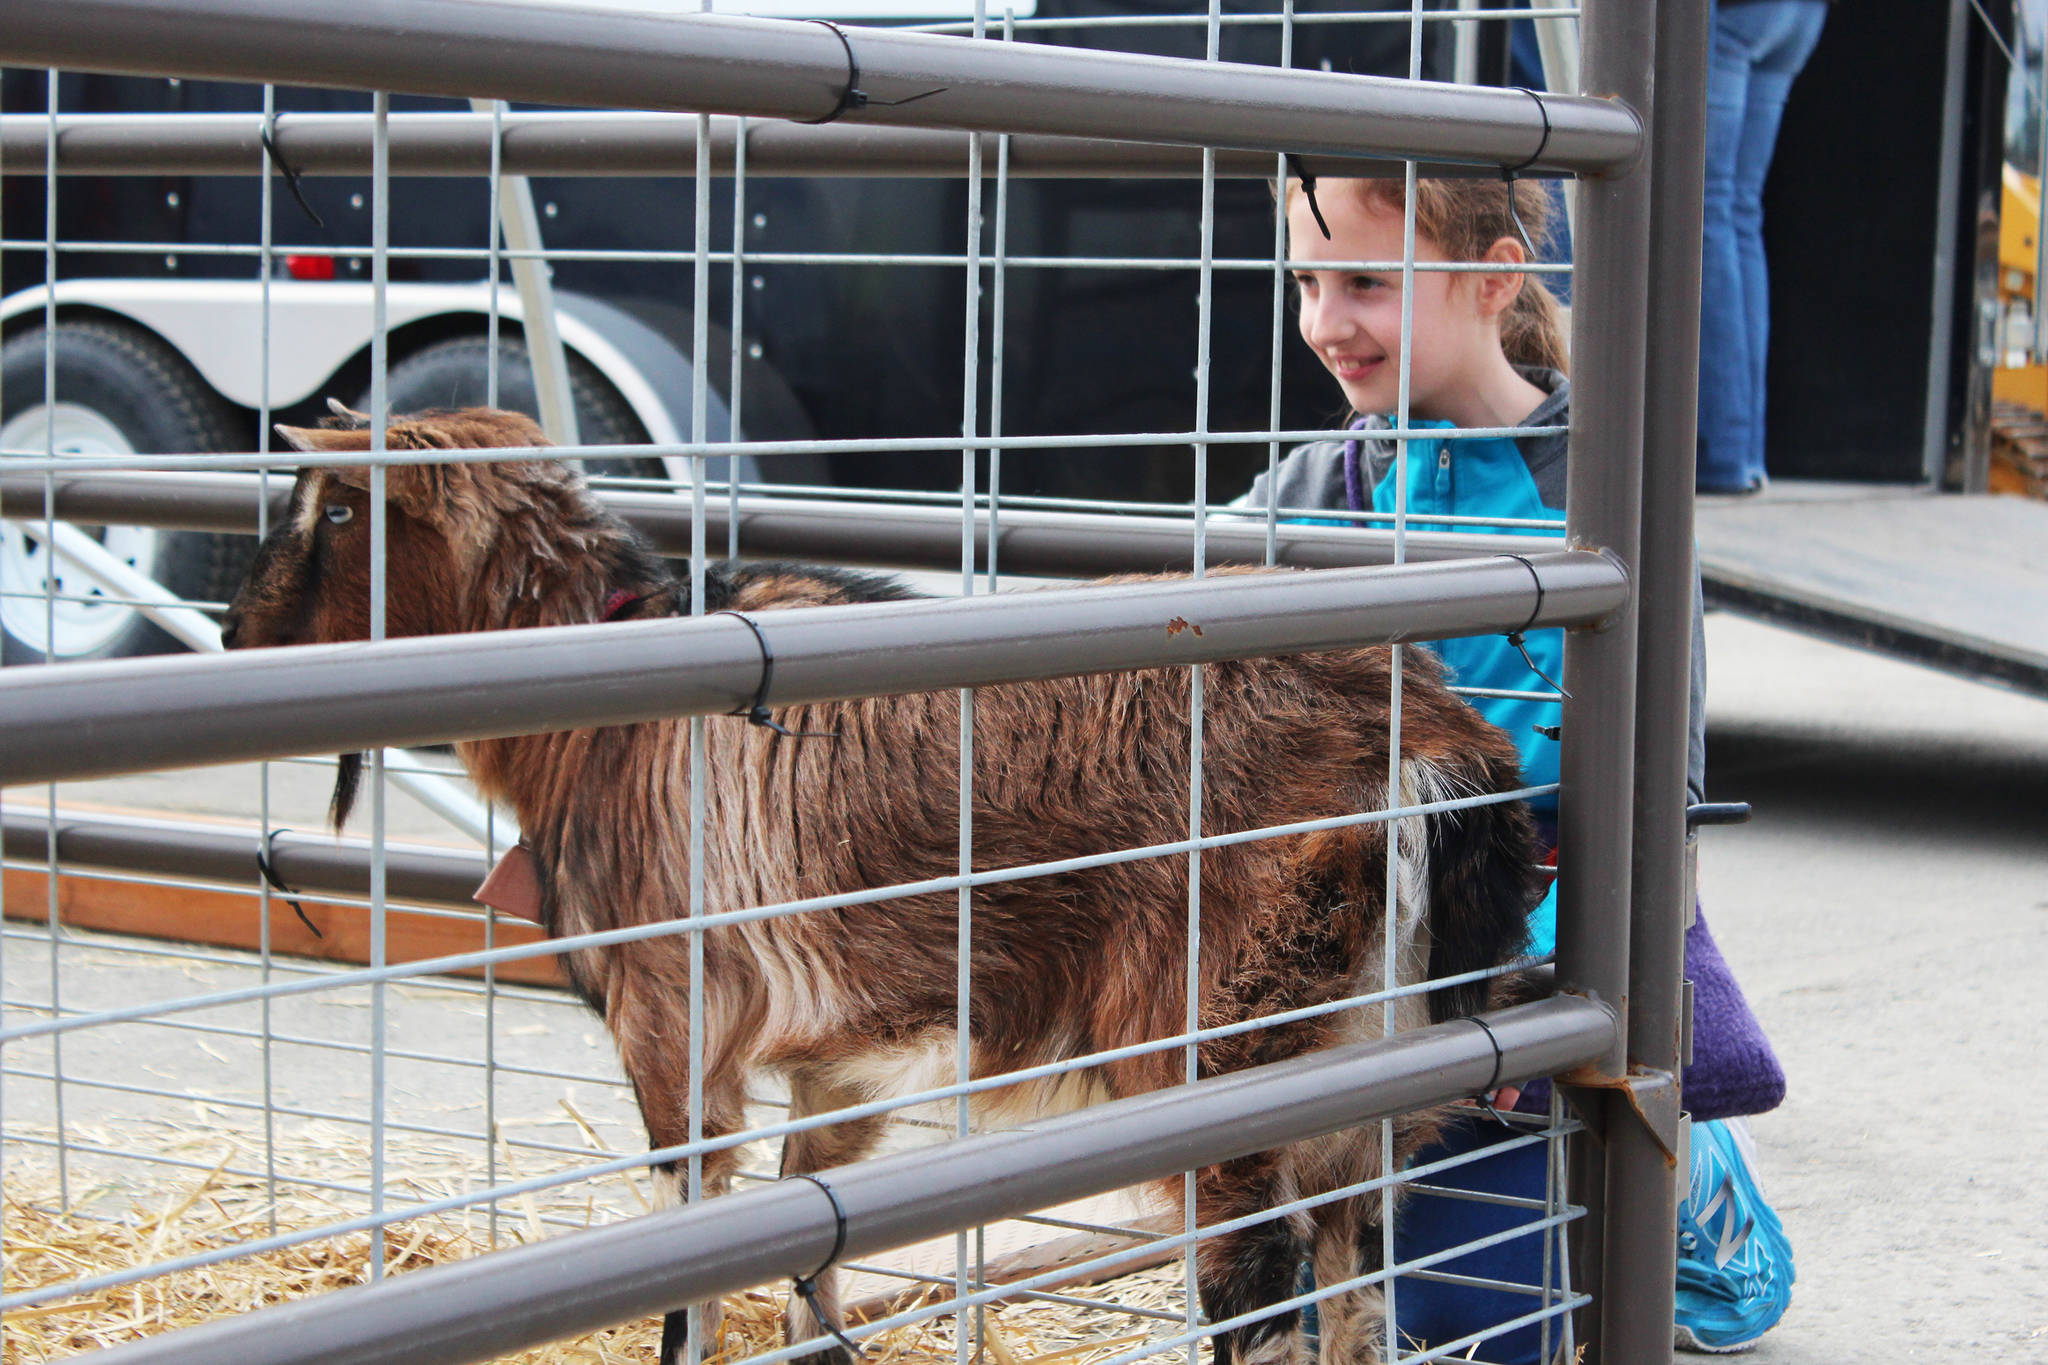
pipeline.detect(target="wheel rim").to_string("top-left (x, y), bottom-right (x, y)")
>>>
top-left (0, 402), bottom-right (163, 659)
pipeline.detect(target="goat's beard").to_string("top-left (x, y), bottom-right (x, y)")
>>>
top-left (330, 752), bottom-right (365, 831)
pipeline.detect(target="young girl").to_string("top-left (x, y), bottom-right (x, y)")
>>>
top-left (1234, 175), bottom-right (1793, 1357)
top-left (1242, 175), bottom-right (1577, 950)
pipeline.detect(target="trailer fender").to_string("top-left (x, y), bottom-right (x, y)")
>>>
top-left (0, 280), bottom-right (739, 482)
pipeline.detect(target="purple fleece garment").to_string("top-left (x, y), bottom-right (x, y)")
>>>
top-left (1679, 904), bottom-right (1787, 1119)
top-left (1514, 904), bottom-right (1785, 1122)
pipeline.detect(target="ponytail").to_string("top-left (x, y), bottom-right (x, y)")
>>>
top-left (1503, 272), bottom-right (1569, 375)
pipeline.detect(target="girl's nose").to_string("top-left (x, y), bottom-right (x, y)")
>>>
top-left (1303, 292), bottom-right (1354, 350)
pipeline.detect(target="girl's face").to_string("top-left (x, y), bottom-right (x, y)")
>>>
top-left (1289, 186), bottom-right (1519, 424)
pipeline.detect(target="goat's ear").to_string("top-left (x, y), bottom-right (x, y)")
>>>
top-left (275, 424), bottom-right (442, 517)
top-left (276, 424), bottom-right (374, 454)
top-left (313, 461), bottom-right (442, 519)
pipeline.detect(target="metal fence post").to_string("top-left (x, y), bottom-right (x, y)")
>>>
top-left (1612, 1), bottom-right (1715, 1362)
top-left (1555, 0), bottom-right (1657, 1356)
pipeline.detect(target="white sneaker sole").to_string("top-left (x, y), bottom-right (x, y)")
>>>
top-left (1674, 1323), bottom-right (1762, 1354)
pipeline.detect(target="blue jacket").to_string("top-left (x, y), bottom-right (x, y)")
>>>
top-left (1232, 371), bottom-right (1709, 955)
top-left (1367, 418), bottom-right (1568, 815)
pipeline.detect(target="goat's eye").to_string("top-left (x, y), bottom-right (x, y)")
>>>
top-left (324, 505), bottom-right (353, 526)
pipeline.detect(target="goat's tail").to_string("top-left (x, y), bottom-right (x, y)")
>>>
top-left (1410, 760), bottom-right (1546, 1025)
top-left (330, 750), bottom-right (365, 832)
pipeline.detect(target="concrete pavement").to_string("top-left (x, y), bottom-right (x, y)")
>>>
top-left (1695, 612), bottom-right (2048, 1360)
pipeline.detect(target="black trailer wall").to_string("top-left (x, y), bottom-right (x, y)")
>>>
top-left (1761, 0), bottom-right (2006, 484)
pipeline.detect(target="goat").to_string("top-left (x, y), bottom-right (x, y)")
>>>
top-left (222, 406), bottom-right (1543, 1365)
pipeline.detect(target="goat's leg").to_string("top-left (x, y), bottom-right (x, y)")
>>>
top-left (1186, 1153), bottom-right (1316, 1365)
top-left (778, 1071), bottom-right (891, 1365)
top-left (621, 1031), bottom-right (750, 1365)
top-left (1307, 1194), bottom-right (1385, 1365)
top-left (652, 1143), bottom-right (745, 1364)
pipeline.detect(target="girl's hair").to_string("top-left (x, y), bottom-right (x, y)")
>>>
top-left (1291, 176), bottom-right (1570, 375)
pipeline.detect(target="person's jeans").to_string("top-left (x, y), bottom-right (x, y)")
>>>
top-left (1391, 1119), bottom-right (1555, 1362)
top-left (1697, 0), bottom-right (1828, 492)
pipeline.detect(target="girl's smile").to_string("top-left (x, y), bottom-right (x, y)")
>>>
top-left (1324, 352), bottom-right (1387, 383)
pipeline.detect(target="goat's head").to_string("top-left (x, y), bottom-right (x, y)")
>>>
top-left (220, 404), bottom-right (592, 649)
top-left (220, 403), bottom-right (615, 827)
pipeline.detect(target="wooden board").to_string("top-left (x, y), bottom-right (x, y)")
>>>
top-left (1696, 483), bottom-right (2048, 698)
top-left (2, 865), bottom-right (565, 988)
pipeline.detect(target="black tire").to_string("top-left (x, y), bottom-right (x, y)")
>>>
top-left (373, 336), bottom-right (663, 480)
top-left (0, 319), bottom-right (255, 664)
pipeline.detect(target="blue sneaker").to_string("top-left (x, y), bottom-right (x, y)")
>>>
top-left (1673, 1118), bottom-right (1794, 1353)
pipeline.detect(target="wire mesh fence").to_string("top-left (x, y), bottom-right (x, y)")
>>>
top-left (0, 2), bottom-right (1703, 1362)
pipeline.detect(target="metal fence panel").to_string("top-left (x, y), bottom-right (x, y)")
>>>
top-left (0, 3), bottom-right (1697, 1362)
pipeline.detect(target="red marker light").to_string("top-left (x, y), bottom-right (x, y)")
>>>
top-left (285, 254), bottom-right (337, 281)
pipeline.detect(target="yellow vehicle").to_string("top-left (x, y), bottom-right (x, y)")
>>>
top-left (1992, 163), bottom-right (2048, 495)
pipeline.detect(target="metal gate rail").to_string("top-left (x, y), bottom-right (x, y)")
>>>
top-left (0, 112), bottom-right (1521, 181)
top-left (0, 554), bottom-right (1625, 785)
top-left (1, 808), bottom-right (489, 910)
top-left (0, 472), bottom-right (1562, 570)
top-left (3, 0), bottom-right (1637, 173)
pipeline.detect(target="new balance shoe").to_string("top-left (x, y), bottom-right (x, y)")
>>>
top-left (1673, 1118), bottom-right (1794, 1353)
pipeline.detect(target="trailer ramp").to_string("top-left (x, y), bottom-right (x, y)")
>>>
top-left (1695, 482), bottom-right (2048, 700)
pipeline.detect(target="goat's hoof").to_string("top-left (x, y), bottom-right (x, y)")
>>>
top-left (661, 1308), bottom-right (715, 1365)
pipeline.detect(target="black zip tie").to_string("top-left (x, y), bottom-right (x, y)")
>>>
top-left (1286, 153), bottom-right (1332, 242)
top-left (714, 610), bottom-right (839, 739)
top-left (1464, 1015), bottom-right (1514, 1128)
top-left (1496, 552), bottom-right (1571, 700)
top-left (798, 20), bottom-right (947, 125)
top-left (1499, 87), bottom-right (1553, 259)
top-left (255, 829), bottom-right (324, 939)
top-left (259, 127), bottom-right (327, 230)
top-left (1506, 87), bottom-right (1553, 176)
top-left (786, 1172), bottom-right (865, 1359)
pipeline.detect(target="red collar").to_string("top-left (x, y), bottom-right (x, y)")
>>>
top-left (601, 588), bottom-right (647, 621)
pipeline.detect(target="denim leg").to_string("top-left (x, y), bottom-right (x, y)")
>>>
top-left (1733, 105), bottom-right (1775, 486)
top-left (1697, 20), bottom-right (1755, 491)
top-left (1726, 2), bottom-right (1828, 483)
top-left (1698, 0), bottom-right (1828, 491)
top-left (1393, 1121), bottom-right (1552, 1364)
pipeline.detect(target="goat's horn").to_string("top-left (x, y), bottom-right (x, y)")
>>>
top-left (274, 423), bottom-right (321, 453)
top-left (325, 397), bottom-right (373, 428)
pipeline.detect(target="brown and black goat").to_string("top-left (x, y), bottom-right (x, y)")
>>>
top-left (222, 406), bottom-right (1543, 1365)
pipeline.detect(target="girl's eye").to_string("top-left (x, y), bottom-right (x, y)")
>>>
top-left (324, 505), bottom-right (353, 526)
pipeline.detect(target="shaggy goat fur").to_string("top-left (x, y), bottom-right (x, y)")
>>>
top-left (222, 407), bottom-right (1544, 1365)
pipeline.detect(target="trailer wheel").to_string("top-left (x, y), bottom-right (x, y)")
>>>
top-left (0, 320), bottom-right (253, 664)
top-left (375, 335), bottom-right (664, 480)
